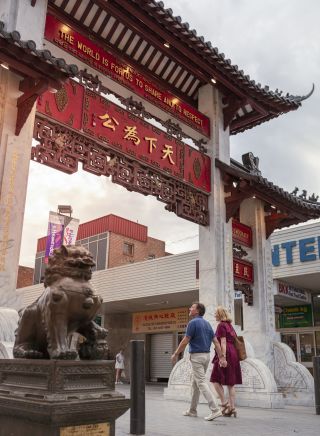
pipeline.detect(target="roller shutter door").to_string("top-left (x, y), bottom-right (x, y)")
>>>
top-left (150, 333), bottom-right (173, 380)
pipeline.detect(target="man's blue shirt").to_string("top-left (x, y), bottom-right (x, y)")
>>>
top-left (185, 316), bottom-right (215, 353)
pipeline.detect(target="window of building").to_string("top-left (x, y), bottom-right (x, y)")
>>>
top-left (34, 232), bottom-right (109, 281)
top-left (33, 252), bottom-right (46, 284)
top-left (77, 233), bottom-right (108, 272)
top-left (33, 257), bottom-right (42, 284)
top-left (123, 242), bottom-right (134, 256)
top-left (312, 295), bottom-right (320, 326)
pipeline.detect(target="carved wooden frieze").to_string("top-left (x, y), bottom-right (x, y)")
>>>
top-left (32, 116), bottom-right (209, 226)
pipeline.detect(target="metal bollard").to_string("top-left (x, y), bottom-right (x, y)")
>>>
top-left (313, 356), bottom-right (320, 415)
top-left (130, 340), bottom-right (145, 435)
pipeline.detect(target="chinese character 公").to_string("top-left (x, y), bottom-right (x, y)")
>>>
top-left (98, 113), bottom-right (119, 131)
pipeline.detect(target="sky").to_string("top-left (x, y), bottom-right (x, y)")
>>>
top-left (19, 0), bottom-right (320, 267)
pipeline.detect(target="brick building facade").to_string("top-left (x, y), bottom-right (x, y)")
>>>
top-left (33, 214), bottom-right (166, 284)
top-left (16, 266), bottom-right (34, 289)
top-left (108, 233), bottom-right (165, 268)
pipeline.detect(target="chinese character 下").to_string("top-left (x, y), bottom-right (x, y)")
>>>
top-left (145, 137), bottom-right (157, 153)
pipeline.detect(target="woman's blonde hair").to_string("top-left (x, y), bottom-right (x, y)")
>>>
top-left (215, 306), bottom-right (232, 322)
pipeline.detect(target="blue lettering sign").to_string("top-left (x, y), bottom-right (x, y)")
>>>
top-left (281, 241), bottom-right (296, 264)
top-left (299, 237), bottom-right (316, 262)
top-left (272, 244), bottom-right (280, 266)
top-left (272, 235), bottom-right (320, 266)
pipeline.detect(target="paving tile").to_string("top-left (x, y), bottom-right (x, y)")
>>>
top-left (115, 385), bottom-right (318, 436)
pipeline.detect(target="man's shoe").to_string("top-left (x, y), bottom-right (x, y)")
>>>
top-left (204, 409), bottom-right (222, 421)
top-left (182, 410), bottom-right (197, 417)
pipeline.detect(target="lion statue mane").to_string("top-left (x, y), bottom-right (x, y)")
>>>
top-left (13, 245), bottom-right (108, 360)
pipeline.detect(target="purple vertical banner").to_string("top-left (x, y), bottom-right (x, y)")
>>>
top-left (44, 212), bottom-right (65, 263)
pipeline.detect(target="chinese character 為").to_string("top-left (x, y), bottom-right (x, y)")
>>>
top-left (124, 126), bottom-right (140, 145)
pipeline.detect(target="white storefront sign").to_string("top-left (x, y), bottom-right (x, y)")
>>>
top-left (276, 281), bottom-right (311, 302)
top-left (234, 290), bottom-right (243, 300)
top-left (271, 222), bottom-right (320, 278)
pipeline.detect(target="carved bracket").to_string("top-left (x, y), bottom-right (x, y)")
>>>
top-left (194, 138), bottom-right (208, 153)
top-left (223, 94), bottom-right (247, 130)
top-left (233, 243), bottom-right (248, 259)
top-left (264, 212), bottom-right (299, 239)
top-left (234, 282), bottom-right (253, 306)
top-left (162, 119), bottom-right (184, 140)
top-left (225, 183), bottom-right (253, 221)
top-left (16, 78), bottom-right (49, 135)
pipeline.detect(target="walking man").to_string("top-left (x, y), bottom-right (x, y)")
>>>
top-left (171, 302), bottom-right (226, 421)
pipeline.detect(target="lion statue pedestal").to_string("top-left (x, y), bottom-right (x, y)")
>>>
top-left (0, 359), bottom-right (130, 436)
top-left (0, 245), bottom-right (129, 436)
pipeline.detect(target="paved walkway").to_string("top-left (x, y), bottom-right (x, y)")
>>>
top-left (115, 384), bottom-right (318, 436)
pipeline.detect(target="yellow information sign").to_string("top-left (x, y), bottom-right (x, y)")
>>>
top-left (60, 422), bottom-right (110, 436)
top-left (132, 307), bottom-right (189, 333)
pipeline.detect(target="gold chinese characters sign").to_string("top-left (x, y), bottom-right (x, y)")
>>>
top-left (132, 308), bottom-right (189, 333)
top-left (36, 80), bottom-right (211, 193)
top-left (34, 78), bottom-right (210, 226)
top-left (60, 422), bottom-right (110, 436)
top-left (232, 220), bottom-right (252, 248)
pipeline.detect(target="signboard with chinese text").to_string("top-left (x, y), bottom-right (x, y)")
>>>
top-left (279, 305), bottom-right (313, 328)
top-left (233, 258), bottom-right (254, 283)
top-left (60, 422), bottom-right (109, 436)
top-left (36, 80), bottom-right (211, 193)
top-left (83, 90), bottom-right (184, 179)
top-left (232, 220), bottom-right (252, 247)
top-left (45, 14), bottom-right (210, 138)
top-left (132, 307), bottom-right (189, 333)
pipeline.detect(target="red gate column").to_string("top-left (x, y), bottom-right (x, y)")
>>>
top-left (0, 0), bottom-right (49, 308)
top-left (0, 68), bottom-right (37, 308)
top-left (239, 198), bottom-right (280, 367)
top-left (198, 84), bottom-right (234, 325)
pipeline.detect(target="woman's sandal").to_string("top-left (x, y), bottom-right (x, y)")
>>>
top-left (219, 402), bottom-right (229, 415)
top-left (224, 407), bottom-right (237, 417)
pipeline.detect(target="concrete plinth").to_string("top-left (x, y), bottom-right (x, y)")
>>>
top-left (0, 359), bottom-right (130, 436)
top-left (235, 358), bottom-right (284, 408)
top-left (164, 347), bottom-right (284, 409)
top-left (273, 342), bottom-right (314, 406)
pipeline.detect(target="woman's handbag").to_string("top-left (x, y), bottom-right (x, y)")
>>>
top-left (233, 335), bottom-right (247, 361)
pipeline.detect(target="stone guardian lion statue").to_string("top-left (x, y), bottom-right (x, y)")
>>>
top-left (13, 245), bottom-right (108, 360)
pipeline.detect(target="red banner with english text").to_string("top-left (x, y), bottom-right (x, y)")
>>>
top-left (44, 14), bottom-right (210, 138)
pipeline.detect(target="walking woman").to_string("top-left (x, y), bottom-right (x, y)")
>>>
top-left (115, 349), bottom-right (125, 384)
top-left (210, 306), bottom-right (242, 417)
